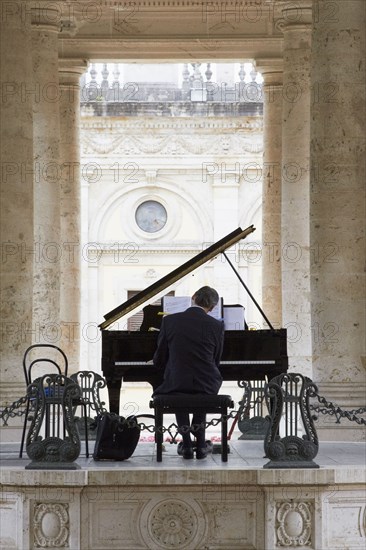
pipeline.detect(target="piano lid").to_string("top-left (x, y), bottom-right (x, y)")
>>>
top-left (99, 225), bottom-right (255, 330)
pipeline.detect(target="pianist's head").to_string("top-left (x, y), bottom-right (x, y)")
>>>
top-left (192, 286), bottom-right (219, 313)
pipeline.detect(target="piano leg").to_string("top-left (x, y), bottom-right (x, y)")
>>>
top-left (107, 379), bottom-right (122, 414)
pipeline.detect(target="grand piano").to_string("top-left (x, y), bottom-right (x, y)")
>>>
top-left (99, 226), bottom-right (288, 414)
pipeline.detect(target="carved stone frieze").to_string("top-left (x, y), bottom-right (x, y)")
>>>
top-left (81, 131), bottom-right (263, 156)
top-left (276, 501), bottom-right (312, 547)
top-left (33, 502), bottom-right (69, 548)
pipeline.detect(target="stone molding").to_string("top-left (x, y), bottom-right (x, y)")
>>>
top-left (80, 117), bottom-right (263, 131)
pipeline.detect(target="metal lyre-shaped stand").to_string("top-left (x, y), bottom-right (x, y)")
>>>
top-left (25, 374), bottom-right (81, 470)
top-left (263, 373), bottom-right (319, 469)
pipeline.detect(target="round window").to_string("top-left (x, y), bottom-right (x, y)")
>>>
top-left (135, 200), bottom-right (167, 233)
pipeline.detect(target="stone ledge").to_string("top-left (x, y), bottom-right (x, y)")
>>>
top-left (1, 465), bottom-right (365, 488)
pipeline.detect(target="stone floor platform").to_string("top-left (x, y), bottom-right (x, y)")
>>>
top-left (1, 440), bottom-right (365, 549)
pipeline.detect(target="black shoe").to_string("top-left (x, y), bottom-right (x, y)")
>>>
top-left (182, 446), bottom-right (194, 459)
top-left (196, 446), bottom-right (209, 459)
top-left (178, 441), bottom-right (197, 455)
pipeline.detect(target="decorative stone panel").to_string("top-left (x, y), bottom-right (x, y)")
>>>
top-left (81, 487), bottom-right (265, 549)
top-left (140, 497), bottom-right (206, 549)
top-left (33, 502), bottom-right (69, 548)
top-left (275, 501), bottom-right (312, 547)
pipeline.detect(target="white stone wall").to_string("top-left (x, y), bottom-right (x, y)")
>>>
top-left (1, 468), bottom-right (365, 549)
top-left (80, 115), bottom-right (264, 397)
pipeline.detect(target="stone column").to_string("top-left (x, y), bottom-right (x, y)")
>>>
top-left (31, 8), bottom-right (61, 344)
top-left (279, 1), bottom-right (313, 375)
top-left (255, 60), bottom-right (283, 329)
top-left (0, 1), bottom-right (34, 405)
top-left (58, 60), bottom-right (88, 372)
top-left (310, 0), bottom-right (366, 432)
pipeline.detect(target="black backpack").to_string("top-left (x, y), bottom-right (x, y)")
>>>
top-left (93, 412), bottom-right (141, 461)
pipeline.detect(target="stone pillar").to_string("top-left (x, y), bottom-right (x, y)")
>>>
top-left (256, 60), bottom-right (283, 329)
top-left (310, 0), bottom-right (366, 431)
top-left (279, 2), bottom-right (313, 375)
top-left (31, 8), bottom-right (61, 344)
top-left (58, 60), bottom-right (88, 372)
top-left (0, 1), bottom-right (34, 402)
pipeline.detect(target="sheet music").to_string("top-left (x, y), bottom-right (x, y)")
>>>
top-left (223, 305), bottom-right (245, 330)
top-left (162, 295), bottom-right (192, 314)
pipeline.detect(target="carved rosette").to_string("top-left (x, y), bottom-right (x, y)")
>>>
top-left (33, 503), bottom-right (69, 548)
top-left (276, 501), bottom-right (312, 547)
top-left (143, 498), bottom-right (204, 549)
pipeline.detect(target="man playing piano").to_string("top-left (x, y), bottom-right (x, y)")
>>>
top-left (153, 286), bottom-right (225, 459)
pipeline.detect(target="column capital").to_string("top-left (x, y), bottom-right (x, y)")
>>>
top-left (255, 58), bottom-right (283, 86)
top-left (31, 7), bottom-right (61, 32)
top-left (59, 58), bottom-right (89, 86)
top-left (274, 0), bottom-right (313, 32)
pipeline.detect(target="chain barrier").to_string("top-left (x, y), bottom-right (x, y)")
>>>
top-left (310, 395), bottom-right (366, 425)
top-left (1, 390), bottom-right (365, 433)
top-left (0, 395), bottom-right (27, 426)
top-left (132, 409), bottom-right (240, 443)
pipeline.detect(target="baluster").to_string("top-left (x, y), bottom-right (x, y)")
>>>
top-left (181, 63), bottom-right (190, 99)
top-left (88, 63), bottom-right (98, 100)
top-left (205, 63), bottom-right (215, 101)
top-left (238, 63), bottom-right (245, 82)
top-left (191, 62), bottom-right (203, 88)
top-left (101, 63), bottom-right (110, 99)
top-left (250, 64), bottom-right (258, 82)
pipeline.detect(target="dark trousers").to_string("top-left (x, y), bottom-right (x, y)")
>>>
top-left (176, 411), bottom-right (206, 447)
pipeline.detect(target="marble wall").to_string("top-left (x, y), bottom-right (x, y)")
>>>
top-left (1, 468), bottom-right (365, 549)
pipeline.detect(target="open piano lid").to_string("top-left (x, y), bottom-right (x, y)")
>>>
top-left (99, 225), bottom-right (255, 330)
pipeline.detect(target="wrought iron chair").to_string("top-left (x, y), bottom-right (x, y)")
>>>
top-left (19, 345), bottom-right (89, 459)
top-left (70, 371), bottom-right (108, 440)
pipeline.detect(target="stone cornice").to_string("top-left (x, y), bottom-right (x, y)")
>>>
top-left (94, 243), bottom-right (261, 255)
top-left (80, 116), bottom-right (263, 132)
top-left (99, 247), bottom-right (201, 255)
top-left (58, 38), bottom-right (283, 62)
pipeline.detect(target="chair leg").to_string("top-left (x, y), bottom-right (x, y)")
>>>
top-left (155, 408), bottom-right (164, 462)
top-left (221, 406), bottom-right (228, 462)
top-left (19, 400), bottom-right (30, 458)
top-left (83, 404), bottom-right (89, 458)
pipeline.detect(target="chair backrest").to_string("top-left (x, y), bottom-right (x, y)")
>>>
top-left (70, 370), bottom-right (107, 419)
top-left (23, 344), bottom-right (68, 386)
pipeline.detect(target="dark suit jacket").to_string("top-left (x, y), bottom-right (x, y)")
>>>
top-left (153, 306), bottom-right (225, 395)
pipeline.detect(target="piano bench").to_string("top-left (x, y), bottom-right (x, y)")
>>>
top-left (149, 394), bottom-right (234, 462)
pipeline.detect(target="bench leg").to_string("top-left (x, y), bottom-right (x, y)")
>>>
top-left (155, 408), bottom-right (164, 462)
top-left (221, 407), bottom-right (228, 462)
